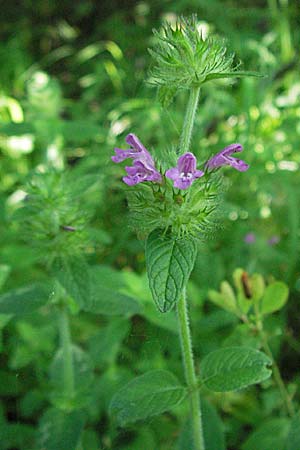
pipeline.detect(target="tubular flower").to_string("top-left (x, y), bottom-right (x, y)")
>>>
top-left (123, 160), bottom-right (162, 186)
top-left (112, 133), bottom-right (162, 186)
top-left (206, 144), bottom-right (249, 172)
top-left (166, 152), bottom-right (204, 190)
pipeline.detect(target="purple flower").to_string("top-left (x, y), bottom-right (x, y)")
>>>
top-left (112, 133), bottom-right (162, 186)
top-left (267, 235), bottom-right (280, 246)
top-left (166, 152), bottom-right (204, 190)
top-left (244, 232), bottom-right (256, 244)
top-left (206, 144), bottom-right (249, 172)
top-left (123, 160), bottom-right (162, 186)
top-left (112, 133), bottom-right (153, 166)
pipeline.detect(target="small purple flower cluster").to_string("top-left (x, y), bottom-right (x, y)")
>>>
top-left (112, 134), bottom-right (249, 190)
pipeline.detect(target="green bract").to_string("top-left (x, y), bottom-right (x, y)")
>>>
top-left (148, 15), bottom-right (261, 100)
top-left (127, 165), bottom-right (221, 240)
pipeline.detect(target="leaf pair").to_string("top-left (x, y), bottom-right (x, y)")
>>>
top-left (110, 346), bottom-right (272, 426)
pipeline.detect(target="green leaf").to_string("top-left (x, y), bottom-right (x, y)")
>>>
top-left (88, 318), bottom-right (130, 367)
top-left (83, 268), bottom-right (141, 316)
top-left (205, 71), bottom-right (263, 82)
top-left (109, 370), bottom-right (186, 426)
top-left (37, 408), bottom-right (86, 450)
top-left (0, 283), bottom-right (50, 315)
top-left (145, 230), bottom-right (197, 312)
top-left (56, 257), bottom-right (91, 309)
top-left (201, 346), bottom-right (272, 392)
top-left (286, 415), bottom-right (300, 450)
top-left (260, 282), bottom-right (289, 315)
top-left (242, 418), bottom-right (290, 450)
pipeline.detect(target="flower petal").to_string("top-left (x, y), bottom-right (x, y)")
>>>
top-left (165, 167), bottom-right (180, 180)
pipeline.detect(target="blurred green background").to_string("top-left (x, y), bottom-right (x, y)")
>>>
top-left (0, 1), bottom-right (300, 449)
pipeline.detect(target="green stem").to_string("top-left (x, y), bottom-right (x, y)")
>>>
top-left (179, 86), bottom-right (200, 154)
top-left (177, 289), bottom-right (205, 450)
top-left (59, 306), bottom-right (75, 399)
top-left (254, 306), bottom-right (294, 417)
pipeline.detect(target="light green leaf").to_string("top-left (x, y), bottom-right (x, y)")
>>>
top-left (260, 282), bottom-right (289, 315)
top-left (201, 346), bottom-right (272, 392)
top-left (251, 273), bottom-right (265, 302)
top-left (286, 415), bottom-right (300, 450)
top-left (242, 418), bottom-right (290, 450)
top-left (109, 370), bottom-right (186, 425)
top-left (56, 257), bottom-right (91, 309)
top-left (0, 283), bottom-right (50, 315)
top-left (233, 269), bottom-right (252, 315)
top-left (37, 408), bottom-right (85, 450)
top-left (145, 230), bottom-right (197, 312)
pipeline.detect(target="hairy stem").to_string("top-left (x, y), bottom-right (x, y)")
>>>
top-left (254, 306), bottom-right (294, 417)
top-left (177, 289), bottom-right (205, 450)
top-left (179, 86), bottom-right (200, 154)
top-left (59, 306), bottom-right (75, 399)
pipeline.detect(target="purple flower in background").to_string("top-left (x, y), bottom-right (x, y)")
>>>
top-left (166, 152), bottom-right (204, 190)
top-left (267, 235), bottom-right (280, 246)
top-left (123, 160), bottom-right (162, 186)
top-left (112, 133), bottom-right (162, 186)
top-left (244, 232), bottom-right (256, 244)
top-left (206, 144), bottom-right (249, 172)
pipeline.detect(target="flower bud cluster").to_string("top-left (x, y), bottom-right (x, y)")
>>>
top-left (148, 15), bottom-right (258, 103)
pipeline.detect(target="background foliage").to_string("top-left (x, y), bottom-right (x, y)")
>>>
top-left (0, 1), bottom-right (300, 449)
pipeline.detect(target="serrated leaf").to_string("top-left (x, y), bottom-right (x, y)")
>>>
top-left (260, 282), bottom-right (288, 315)
top-left (37, 408), bottom-right (86, 450)
top-left (145, 230), bottom-right (197, 312)
top-left (56, 257), bottom-right (91, 309)
top-left (0, 283), bottom-right (50, 315)
top-left (242, 418), bottom-right (290, 450)
top-left (201, 346), bottom-right (272, 392)
top-left (109, 370), bottom-right (186, 425)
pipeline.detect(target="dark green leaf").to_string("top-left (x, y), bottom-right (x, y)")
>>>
top-left (56, 257), bottom-right (91, 309)
top-left (0, 283), bottom-right (50, 315)
top-left (201, 346), bottom-right (272, 392)
top-left (37, 408), bottom-right (86, 450)
top-left (145, 230), bottom-right (197, 312)
top-left (242, 418), bottom-right (290, 450)
top-left (286, 415), bottom-right (300, 450)
top-left (83, 267), bottom-right (141, 316)
top-left (109, 370), bottom-right (186, 425)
